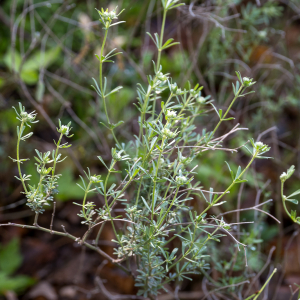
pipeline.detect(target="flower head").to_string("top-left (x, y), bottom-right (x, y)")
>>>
top-left (156, 71), bottom-right (168, 82)
top-left (197, 96), bottom-right (206, 104)
top-left (57, 120), bottom-right (73, 137)
top-left (162, 127), bottom-right (177, 139)
top-left (111, 148), bottom-right (130, 161)
top-left (162, 0), bottom-right (185, 11)
top-left (90, 175), bottom-right (102, 184)
top-left (258, 30), bottom-right (267, 39)
top-left (175, 175), bottom-right (188, 186)
top-left (96, 6), bottom-right (124, 29)
top-left (280, 165), bottom-right (295, 182)
top-left (253, 141), bottom-right (270, 155)
top-left (242, 77), bottom-right (256, 87)
top-left (37, 166), bottom-right (52, 176)
top-left (179, 155), bottom-right (193, 165)
top-left (13, 103), bottom-right (38, 127)
top-left (170, 83), bottom-right (178, 94)
top-left (165, 110), bottom-right (177, 120)
top-left (169, 83), bottom-right (184, 95)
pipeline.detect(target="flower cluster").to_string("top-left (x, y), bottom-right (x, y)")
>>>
top-left (280, 165), bottom-right (295, 182)
top-left (111, 148), bottom-right (130, 161)
top-left (162, 127), bottom-right (177, 139)
top-left (253, 141), bottom-right (270, 155)
top-left (90, 175), bottom-right (102, 184)
top-left (156, 71), bottom-right (168, 82)
top-left (96, 6), bottom-right (124, 29)
top-left (169, 83), bottom-right (184, 95)
top-left (37, 166), bottom-right (52, 176)
top-left (175, 174), bottom-right (188, 186)
top-left (13, 103), bottom-right (38, 126)
top-left (57, 120), bottom-right (73, 137)
top-left (165, 109), bottom-right (177, 120)
top-left (242, 77), bottom-right (256, 87)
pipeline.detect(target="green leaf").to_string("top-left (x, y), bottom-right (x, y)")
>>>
top-left (213, 201), bottom-right (226, 206)
top-left (218, 109), bottom-right (223, 118)
top-left (109, 121), bottom-right (124, 130)
top-left (141, 196), bottom-right (151, 212)
top-left (105, 86), bottom-right (123, 97)
top-left (56, 168), bottom-right (86, 201)
top-left (287, 189), bottom-right (300, 198)
top-left (225, 161), bottom-right (234, 181)
top-left (235, 179), bottom-right (248, 183)
top-left (22, 47), bottom-right (61, 71)
top-left (291, 210), bottom-right (297, 221)
top-left (20, 70), bottom-right (38, 85)
top-left (146, 32), bottom-right (158, 47)
top-left (3, 49), bottom-right (21, 72)
top-left (286, 198), bottom-right (298, 205)
top-left (36, 81), bottom-right (45, 102)
top-left (0, 239), bottom-right (22, 275)
top-left (0, 273), bottom-right (35, 294)
top-left (235, 166), bottom-right (241, 180)
top-left (162, 38), bottom-right (175, 48)
top-left (232, 83), bottom-right (236, 95)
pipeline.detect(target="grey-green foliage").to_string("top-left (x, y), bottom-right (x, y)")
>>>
top-left (9, 0), bottom-right (273, 297)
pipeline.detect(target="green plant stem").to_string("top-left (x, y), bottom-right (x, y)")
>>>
top-left (207, 85), bottom-right (244, 143)
top-left (158, 187), bottom-right (179, 227)
top-left (139, 7), bottom-right (167, 147)
top-left (51, 133), bottom-right (63, 189)
top-left (99, 28), bottom-right (121, 147)
top-left (17, 122), bottom-right (28, 193)
top-left (33, 172), bottom-right (44, 199)
top-left (100, 29), bottom-right (108, 93)
top-left (135, 177), bottom-right (143, 207)
top-left (151, 138), bottom-right (165, 220)
top-left (103, 166), bottom-right (120, 243)
top-left (138, 82), bottom-right (157, 142)
top-left (109, 174), bottom-right (138, 209)
top-left (156, 9), bottom-right (167, 71)
top-left (152, 6), bottom-right (168, 120)
top-left (154, 163), bottom-right (182, 213)
top-left (162, 224), bottom-right (192, 247)
top-left (152, 94), bottom-right (157, 120)
top-left (245, 268), bottom-right (277, 300)
top-left (156, 93), bottom-right (174, 120)
top-left (95, 222), bottom-right (105, 246)
top-left (199, 152), bottom-right (257, 218)
top-left (135, 136), bottom-right (157, 207)
top-left (34, 213), bottom-right (39, 226)
top-left (281, 181), bottom-right (292, 220)
top-left (82, 181), bottom-right (92, 218)
top-left (162, 227), bottom-right (219, 283)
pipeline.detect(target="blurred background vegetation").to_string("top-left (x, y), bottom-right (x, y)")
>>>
top-left (1, 0), bottom-right (300, 299)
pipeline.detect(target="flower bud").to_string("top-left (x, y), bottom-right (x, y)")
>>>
top-left (175, 175), bottom-right (188, 186)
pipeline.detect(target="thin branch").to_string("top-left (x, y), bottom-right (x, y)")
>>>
top-left (50, 202), bottom-right (56, 234)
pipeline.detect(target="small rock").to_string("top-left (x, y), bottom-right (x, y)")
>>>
top-left (59, 286), bottom-right (77, 298)
top-left (27, 281), bottom-right (57, 300)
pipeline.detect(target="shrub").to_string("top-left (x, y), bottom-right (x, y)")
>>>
top-left (1, 1), bottom-right (280, 298)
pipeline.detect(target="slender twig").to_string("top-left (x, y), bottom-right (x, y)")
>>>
top-left (50, 202), bottom-right (56, 234)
